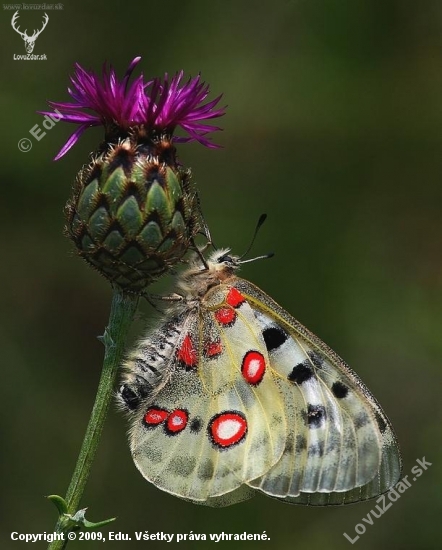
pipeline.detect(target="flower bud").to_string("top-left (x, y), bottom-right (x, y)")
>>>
top-left (66, 134), bottom-right (201, 291)
top-left (40, 57), bottom-right (225, 292)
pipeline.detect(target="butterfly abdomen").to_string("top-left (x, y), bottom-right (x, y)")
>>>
top-left (118, 315), bottom-right (187, 413)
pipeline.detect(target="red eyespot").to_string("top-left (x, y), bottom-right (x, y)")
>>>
top-left (144, 407), bottom-right (169, 426)
top-left (204, 340), bottom-right (223, 358)
top-left (177, 334), bottom-right (198, 368)
top-left (214, 307), bottom-right (236, 326)
top-left (208, 411), bottom-right (248, 448)
top-left (226, 287), bottom-right (246, 308)
top-left (241, 350), bottom-right (266, 385)
top-left (166, 409), bottom-right (188, 434)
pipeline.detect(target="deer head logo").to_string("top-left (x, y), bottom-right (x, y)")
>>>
top-left (11, 11), bottom-right (49, 54)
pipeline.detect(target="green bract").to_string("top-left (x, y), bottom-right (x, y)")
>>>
top-left (66, 135), bottom-right (202, 292)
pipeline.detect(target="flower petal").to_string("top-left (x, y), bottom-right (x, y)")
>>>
top-left (40, 57), bottom-right (226, 158)
top-left (54, 124), bottom-right (91, 160)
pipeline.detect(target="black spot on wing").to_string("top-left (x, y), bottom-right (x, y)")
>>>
top-left (354, 412), bottom-right (370, 429)
top-left (169, 456), bottom-right (196, 477)
top-left (308, 441), bottom-right (325, 457)
top-left (295, 435), bottom-right (307, 452)
top-left (190, 417), bottom-right (203, 433)
top-left (262, 325), bottom-right (288, 352)
top-left (198, 459), bottom-right (215, 480)
top-left (332, 381), bottom-right (349, 399)
top-left (306, 404), bottom-right (326, 429)
top-left (374, 410), bottom-right (388, 434)
top-left (288, 361), bottom-right (314, 384)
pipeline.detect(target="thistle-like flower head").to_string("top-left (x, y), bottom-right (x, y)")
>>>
top-left (142, 72), bottom-right (225, 148)
top-left (40, 57), bottom-right (226, 159)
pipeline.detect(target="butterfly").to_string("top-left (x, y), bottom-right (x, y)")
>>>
top-left (118, 248), bottom-right (402, 507)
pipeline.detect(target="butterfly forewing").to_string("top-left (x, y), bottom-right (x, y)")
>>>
top-left (119, 250), bottom-right (401, 507)
top-left (235, 278), bottom-right (401, 504)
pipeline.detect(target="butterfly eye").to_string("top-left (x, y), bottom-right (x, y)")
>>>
top-left (217, 254), bottom-right (234, 265)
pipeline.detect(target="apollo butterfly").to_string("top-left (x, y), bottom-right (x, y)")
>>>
top-left (118, 248), bottom-right (401, 507)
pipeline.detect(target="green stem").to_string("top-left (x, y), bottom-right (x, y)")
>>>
top-left (48, 288), bottom-right (139, 550)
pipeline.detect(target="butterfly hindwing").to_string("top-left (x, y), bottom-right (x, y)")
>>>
top-left (124, 288), bottom-right (288, 505)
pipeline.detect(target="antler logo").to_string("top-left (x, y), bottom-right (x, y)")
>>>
top-left (11, 11), bottom-right (49, 54)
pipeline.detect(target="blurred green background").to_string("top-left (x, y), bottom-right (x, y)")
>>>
top-left (1, 0), bottom-right (442, 548)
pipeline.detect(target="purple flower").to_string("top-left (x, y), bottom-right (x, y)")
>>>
top-left (142, 72), bottom-right (225, 148)
top-left (40, 57), bottom-right (226, 160)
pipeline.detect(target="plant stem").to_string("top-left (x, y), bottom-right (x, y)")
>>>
top-left (48, 288), bottom-right (139, 550)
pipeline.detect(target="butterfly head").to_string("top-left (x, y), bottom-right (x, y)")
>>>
top-left (209, 248), bottom-right (242, 273)
top-left (177, 248), bottom-right (241, 296)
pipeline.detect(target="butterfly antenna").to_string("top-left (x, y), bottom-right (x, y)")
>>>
top-left (239, 213), bottom-right (268, 260)
top-left (240, 252), bottom-right (274, 264)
